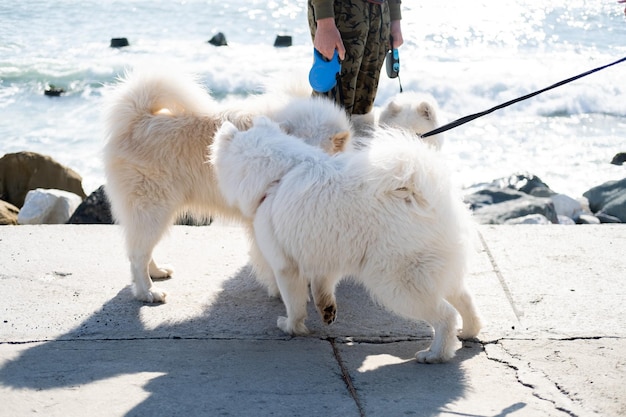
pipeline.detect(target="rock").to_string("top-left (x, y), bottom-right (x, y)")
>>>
top-left (208, 32), bottom-right (227, 46)
top-left (0, 199), bottom-right (19, 225)
top-left (595, 212), bottom-right (622, 224)
top-left (583, 178), bottom-right (626, 222)
top-left (528, 186), bottom-right (555, 198)
top-left (472, 195), bottom-right (558, 225)
top-left (68, 185), bottom-right (113, 224)
top-left (463, 187), bottom-right (524, 210)
top-left (550, 193), bottom-right (583, 220)
top-left (17, 188), bottom-right (83, 224)
top-left (576, 214), bottom-right (601, 225)
top-left (610, 152), bottom-right (626, 166)
top-left (175, 213), bottom-right (213, 226)
top-left (0, 151), bottom-right (86, 208)
top-left (504, 214), bottom-right (552, 225)
top-left (492, 172), bottom-right (553, 195)
top-left (44, 85), bottom-right (64, 97)
top-left (557, 215), bottom-right (576, 225)
top-left (273, 35), bottom-right (292, 47)
top-left (465, 172), bottom-right (554, 196)
top-left (110, 37), bottom-right (129, 48)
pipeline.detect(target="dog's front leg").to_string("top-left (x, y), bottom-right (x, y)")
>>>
top-left (446, 285), bottom-right (482, 340)
top-left (246, 223), bottom-right (280, 298)
top-left (416, 299), bottom-right (459, 363)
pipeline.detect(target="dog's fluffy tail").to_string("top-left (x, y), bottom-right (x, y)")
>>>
top-left (103, 66), bottom-right (215, 144)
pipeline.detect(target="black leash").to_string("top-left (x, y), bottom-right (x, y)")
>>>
top-left (420, 56), bottom-right (626, 139)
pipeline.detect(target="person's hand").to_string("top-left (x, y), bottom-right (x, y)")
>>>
top-left (391, 20), bottom-right (403, 49)
top-left (314, 18), bottom-right (346, 61)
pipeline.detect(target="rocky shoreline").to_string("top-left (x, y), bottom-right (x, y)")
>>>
top-left (1, 151), bottom-right (625, 226)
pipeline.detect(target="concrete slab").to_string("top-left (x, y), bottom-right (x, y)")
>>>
top-left (0, 339), bottom-right (358, 417)
top-left (338, 341), bottom-right (570, 417)
top-left (492, 338), bottom-right (626, 417)
top-left (478, 225), bottom-right (626, 338)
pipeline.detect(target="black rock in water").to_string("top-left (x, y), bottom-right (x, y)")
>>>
top-left (208, 32), bottom-right (227, 46)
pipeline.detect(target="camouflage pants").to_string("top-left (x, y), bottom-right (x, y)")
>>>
top-left (308, 0), bottom-right (391, 115)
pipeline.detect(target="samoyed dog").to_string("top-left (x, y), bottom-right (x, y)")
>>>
top-left (210, 116), bottom-right (482, 363)
top-left (103, 67), bottom-right (352, 303)
top-left (272, 73), bottom-right (444, 149)
top-left (352, 91), bottom-right (444, 150)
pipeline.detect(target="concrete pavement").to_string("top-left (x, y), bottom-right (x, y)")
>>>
top-left (0, 224), bottom-right (624, 416)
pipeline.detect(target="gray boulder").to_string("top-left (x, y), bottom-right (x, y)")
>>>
top-left (471, 195), bottom-right (558, 225)
top-left (464, 187), bottom-right (524, 210)
top-left (465, 173), bottom-right (559, 224)
top-left (610, 152), bottom-right (626, 166)
top-left (504, 214), bottom-right (552, 225)
top-left (583, 178), bottom-right (626, 222)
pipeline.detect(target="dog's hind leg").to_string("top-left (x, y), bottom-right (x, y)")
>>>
top-left (370, 276), bottom-right (459, 363)
top-left (447, 285), bottom-right (482, 339)
top-left (275, 267), bottom-right (310, 335)
top-left (125, 210), bottom-right (174, 303)
top-left (311, 274), bottom-right (339, 325)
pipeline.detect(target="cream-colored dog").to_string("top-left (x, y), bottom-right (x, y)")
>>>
top-left (352, 92), bottom-right (444, 150)
top-left (210, 116), bottom-right (481, 363)
top-left (274, 75), bottom-right (444, 149)
top-left (103, 68), bottom-right (352, 302)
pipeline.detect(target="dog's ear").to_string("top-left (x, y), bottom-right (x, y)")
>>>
top-left (252, 115), bottom-right (275, 128)
top-left (216, 121), bottom-right (239, 142)
top-left (385, 100), bottom-right (402, 116)
top-left (390, 186), bottom-right (433, 217)
top-left (417, 102), bottom-right (436, 122)
top-left (330, 131), bottom-right (351, 154)
top-left (278, 120), bottom-right (294, 135)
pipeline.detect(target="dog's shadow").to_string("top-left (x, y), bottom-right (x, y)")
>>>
top-left (0, 265), bottom-right (488, 416)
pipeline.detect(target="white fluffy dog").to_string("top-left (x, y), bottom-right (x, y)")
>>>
top-left (272, 74), bottom-right (444, 149)
top-left (103, 68), bottom-right (352, 303)
top-left (352, 92), bottom-right (444, 150)
top-left (210, 116), bottom-right (482, 363)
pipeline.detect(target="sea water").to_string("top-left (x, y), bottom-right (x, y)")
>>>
top-left (1, 0), bottom-right (625, 197)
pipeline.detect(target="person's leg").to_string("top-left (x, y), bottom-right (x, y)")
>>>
top-left (309, 0), bottom-right (372, 115)
top-left (351, 2), bottom-right (390, 115)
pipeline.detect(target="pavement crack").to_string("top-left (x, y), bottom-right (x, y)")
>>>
top-left (478, 231), bottom-right (524, 324)
top-left (327, 337), bottom-right (365, 417)
top-left (483, 341), bottom-right (584, 417)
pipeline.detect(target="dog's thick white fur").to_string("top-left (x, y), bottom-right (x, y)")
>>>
top-left (211, 116), bottom-right (482, 363)
top-left (352, 92), bottom-right (444, 150)
top-left (103, 67), bottom-right (352, 303)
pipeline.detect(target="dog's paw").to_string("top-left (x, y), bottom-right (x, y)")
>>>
top-left (458, 328), bottom-right (480, 341)
top-left (458, 317), bottom-right (483, 340)
top-left (266, 285), bottom-right (281, 299)
top-left (415, 348), bottom-right (453, 364)
top-left (135, 287), bottom-right (168, 303)
top-left (149, 264), bottom-right (174, 280)
top-left (277, 316), bottom-right (309, 335)
top-left (320, 304), bottom-right (337, 325)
